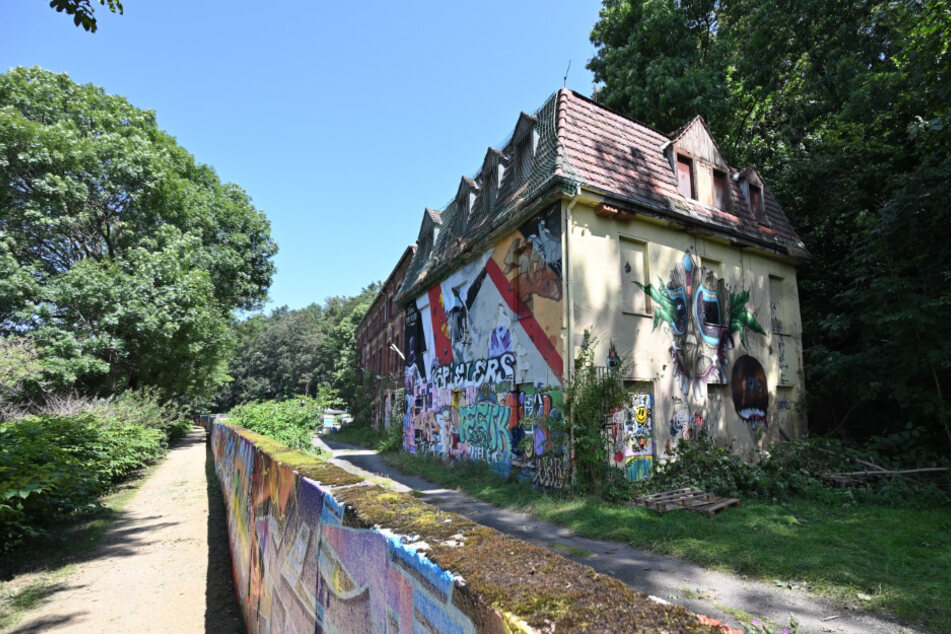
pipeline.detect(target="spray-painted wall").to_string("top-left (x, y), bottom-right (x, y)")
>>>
top-left (403, 205), bottom-right (569, 487)
top-left (568, 198), bottom-right (806, 465)
top-left (211, 423), bottom-right (486, 633)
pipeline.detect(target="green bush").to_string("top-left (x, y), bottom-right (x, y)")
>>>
top-left (639, 433), bottom-right (950, 507)
top-left (89, 388), bottom-right (191, 442)
top-left (0, 413), bottom-right (165, 551)
top-left (227, 397), bottom-right (323, 451)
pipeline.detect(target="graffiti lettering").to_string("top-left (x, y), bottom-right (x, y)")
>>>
top-left (431, 352), bottom-right (516, 390)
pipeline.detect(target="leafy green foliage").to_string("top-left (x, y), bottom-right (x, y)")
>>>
top-left (553, 332), bottom-right (631, 496)
top-left (641, 434), bottom-right (950, 508)
top-left (227, 396), bottom-right (327, 452)
top-left (214, 283), bottom-right (379, 415)
top-left (47, 0), bottom-right (123, 33)
top-left (588, 0), bottom-right (951, 450)
top-left (0, 67), bottom-right (276, 404)
top-left (0, 412), bottom-right (164, 551)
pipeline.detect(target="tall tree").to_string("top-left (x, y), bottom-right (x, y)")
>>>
top-left (0, 67), bottom-right (277, 402)
top-left (588, 0), bottom-right (951, 449)
top-left (215, 284), bottom-right (379, 412)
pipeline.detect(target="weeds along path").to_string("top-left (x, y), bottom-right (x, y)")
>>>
top-left (318, 437), bottom-right (928, 634)
top-left (7, 427), bottom-right (242, 634)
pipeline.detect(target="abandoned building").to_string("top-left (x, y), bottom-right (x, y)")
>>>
top-left (355, 245), bottom-right (416, 429)
top-left (395, 89), bottom-right (809, 487)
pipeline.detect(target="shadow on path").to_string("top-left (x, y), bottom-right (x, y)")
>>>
top-left (204, 434), bottom-right (245, 633)
top-left (319, 437), bottom-right (928, 634)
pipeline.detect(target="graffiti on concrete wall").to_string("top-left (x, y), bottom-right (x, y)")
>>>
top-left (404, 206), bottom-right (567, 483)
top-left (212, 424), bottom-right (481, 633)
top-left (608, 393), bottom-right (654, 481)
top-left (636, 251), bottom-right (765, 400)
top-left (636, 250), bottom-right (770, 431)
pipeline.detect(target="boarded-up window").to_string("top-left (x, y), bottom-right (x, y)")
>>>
top-left (676, 155), bottom-right (693, 199)
top-left (713, 170), bottom-right (728, 210)
top-left (620, 238), bottom-right (649, 314)
top-left (769, 275), bottom-right (784, 334)
top-left (749, 184), bottom-right (763, 219)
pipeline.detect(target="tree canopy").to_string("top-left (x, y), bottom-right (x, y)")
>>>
top-left (47, 0), bottom-right (122, 33)
top-left (589, 0), bottom-right (951, 450)
top-left (0, 66), bottom-right (277, 403)
top-left (215, 284), bottom-right (379, 413)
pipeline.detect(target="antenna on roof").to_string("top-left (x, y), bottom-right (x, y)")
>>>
top-left (563, 60), bottom-right (571, 87)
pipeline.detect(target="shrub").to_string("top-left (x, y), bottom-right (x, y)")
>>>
top-left (227, 397), bottom-right (323, 451)
top-left (0, 412), bottom-right (165, 551)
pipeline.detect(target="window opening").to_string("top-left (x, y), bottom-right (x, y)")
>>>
top-left (676, 155), bottom-right (694, 199)
top-left (712, 169), bottom-right (728, 210)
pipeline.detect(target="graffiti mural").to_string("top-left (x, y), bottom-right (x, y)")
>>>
top-left (731, 355), bottom-right (768, 430)
top-left (404, 205), bottom-right (567, 484)
top-left (212, 423), bottom-right (483, 634)
top-left (636, 250), bottom-right (765, 400)
top-left (608, 394), bottom-right (654, 481)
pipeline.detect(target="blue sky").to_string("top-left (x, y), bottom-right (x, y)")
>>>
top-left (2, 0), bottom-right (602, 311)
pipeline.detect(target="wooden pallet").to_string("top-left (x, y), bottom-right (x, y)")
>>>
top-left (634, 488), bottom-right (741, 517)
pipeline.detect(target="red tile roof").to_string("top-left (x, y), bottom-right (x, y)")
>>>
top-left (555, 89), bottom-right (808, 259)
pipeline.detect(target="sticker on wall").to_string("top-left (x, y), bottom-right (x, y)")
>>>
top-left (731, 355), bottom-right (768, 430)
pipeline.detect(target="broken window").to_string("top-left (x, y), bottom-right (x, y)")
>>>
top-left (713, 169), bottom-right (728, 210)
top-left (676, 155), bottom-right (694, 199)
top-left (749, 184), bottom-right (763, 220)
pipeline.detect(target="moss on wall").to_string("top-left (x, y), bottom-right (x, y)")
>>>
top-left (219, 423), bottom-right (717, 633)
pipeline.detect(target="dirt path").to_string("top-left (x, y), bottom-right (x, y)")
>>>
top-left (318, 437), bottom-right (927, 634)
top-left (7, 428), bottom-right (242, 634)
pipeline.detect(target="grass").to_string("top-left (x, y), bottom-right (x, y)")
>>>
top-left (0, 454), bottom-right (164, 631)
top-left (327, 423), bottom-right (400, 453)
top-left (382, 450), bottom-right (951, 633)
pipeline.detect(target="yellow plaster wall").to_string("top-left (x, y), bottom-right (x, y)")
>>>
top-left (566, 199), bottom-right (806, 457)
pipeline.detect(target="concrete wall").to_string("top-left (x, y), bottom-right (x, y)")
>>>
top-left (211, 423), bottom-right (492, 633)
top-left (402, 204), bottom-right (569, 487)
top-left (567, 198), bottom-right (806, 466)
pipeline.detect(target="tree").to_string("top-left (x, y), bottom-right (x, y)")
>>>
top-left (48, 0), bottom-right (123, 33)
top-left (588, 0), bottom-right (951, 450)
top-left (0, 67), bottom-right (277, 403)
top-left (214, 284), bottom-right (379, 412)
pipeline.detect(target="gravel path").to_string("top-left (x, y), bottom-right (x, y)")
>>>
top-left (318, 436), bottom-right (928, 634)
top-left (8, 428), bottom-right (242, 634)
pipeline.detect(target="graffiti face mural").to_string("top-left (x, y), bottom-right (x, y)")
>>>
top-left (731, 355), bottom-right (768, 430)
top-left (636, 251), bottom-right (765, 400)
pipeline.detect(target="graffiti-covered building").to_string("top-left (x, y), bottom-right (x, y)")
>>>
top-left (396, 89), bottom-right (809, 487)
top-left (355, 244), bottom-right (416, 429)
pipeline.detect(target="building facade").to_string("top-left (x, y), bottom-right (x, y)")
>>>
top-left (396, 90), bottom-right (809, 487)
top-left (355, 245), bottom-right (416, 429)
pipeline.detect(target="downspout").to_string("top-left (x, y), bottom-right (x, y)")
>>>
top-left (564, 183), bottom-right (581, 487)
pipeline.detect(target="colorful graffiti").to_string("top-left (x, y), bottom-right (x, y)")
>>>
top-left (608, 394), bottom-right (654, 481)
top-left (404, 206), bottom-right (567, 484)
top-left (212, 423), bottom-right (484, 633)
top-left (731, 355), bottom-right (768, 430)
top-left (636, 251), bottom-right (765, 400)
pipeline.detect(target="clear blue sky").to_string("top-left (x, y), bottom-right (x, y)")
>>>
top-left (2, 0), bottom-right (602, 311)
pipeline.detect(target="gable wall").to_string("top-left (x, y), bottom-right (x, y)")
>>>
top-left (567, 198), bottom-right (806, 475)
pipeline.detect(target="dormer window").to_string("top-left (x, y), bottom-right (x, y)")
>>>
top-left (676, 154), bottom-right (694, 199)
top-left (748, 184), bottom-right (763, 220)
top-left (713, 169), bottom-right (728, 210)
top-left (516, 136), bottom-right (532, 181)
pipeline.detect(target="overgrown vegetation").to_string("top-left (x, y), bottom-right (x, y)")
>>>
top-left (213, 285), bottom-right (379, 419)
top-left (227, 396), bottom-right (328, 452)
top-left (0, 390), bottom-right (189, 552)
top-left (384, 449), bottom-right (951, 632)
top-left (588, 0), bottom-right (951, 451)
top-left (552, 333), bottom-right (631, 496)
